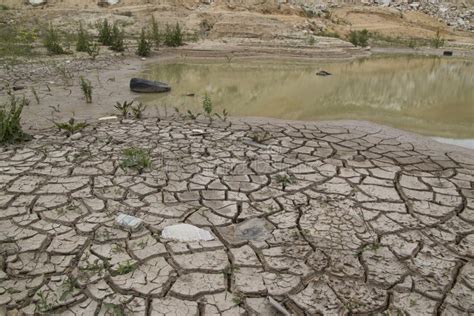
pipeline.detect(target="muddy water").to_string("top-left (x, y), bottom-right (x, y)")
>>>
top-left (141, 56), bottom-right (474, 139)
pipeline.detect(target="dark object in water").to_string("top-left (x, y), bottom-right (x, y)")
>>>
top-left (130, 78), bottom-right (171, 93)
top-left (316, 70), bottom-right (332, 76)
top-left (185, 93), bottom-right (195, 97)
top-left (443, 51), bottom-right (453, 57)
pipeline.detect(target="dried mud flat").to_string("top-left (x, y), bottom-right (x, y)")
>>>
top-left (0, 115), bottom-right (473, 315)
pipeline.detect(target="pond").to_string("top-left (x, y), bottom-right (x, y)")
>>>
top-left (140, 56), bottom-right (474, 144)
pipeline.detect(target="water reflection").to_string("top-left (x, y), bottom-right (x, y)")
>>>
top-left (141, 56), bottom-right (474, 138)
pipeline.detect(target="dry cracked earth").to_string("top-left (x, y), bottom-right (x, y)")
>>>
top-left (0, 117), bottom-right (473, 315)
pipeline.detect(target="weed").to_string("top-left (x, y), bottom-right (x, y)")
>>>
top-left (164, 23), bottom-right (184, 47)
top-left (248, 131), bottom-right (270, 143)
top-left (214, 109), bottom-right (229, 121)
top-left (0, 4), bottom-right (9, 10)
top-left (111, 244), bottom-right (125, 254)
top-left (98, 19), bottom-right (113, 46)
top-left (80, 76), bottom-right (92, 103)
top-left (86, 42), bottom-right (100, 59)
top-left (110, 23), bottom-right (125, 52)
top-left (307, 35), bottom-right (316, 46)
top-left (115, 260), bottom-right (136, 275)
top-left (54, 117), bottom-right (89, 136)
top-left (120, 147), bottom-right (152, 172)
top-left (131, 102), bottom-right (147, 119)
top-left (348, 29), bottom-right (369, 47)
top-left (0, 95), bottom-right (31, 144)
top-left (103, 303), bottom-right (126, 316)
top-left (150, 15), bottom-right (162, 47)
top-left (59, 277), bottom-right (79, 301)
top-left (43, 24), bottom-right (66, 54)
top-left (275, 173), bottom-right (296, 189)
top-left (31, 87), bottom-right (40, 104)
top-left (76, 23), bottom-right (91, 52)
top-left (114, 100), bottom-right (134, 117)
top-left (202, 93), bottom-right (213, 116)
top-left (186, 110), bottom-right (199, 120)
top-left (431, 29), bottom-right (445, 48)
top-left (134, 239), bottom-right (148, 249)
top-left (137, 28), bottom-right (151, 57)
top-left (35, 291), bottom-right (53, 313)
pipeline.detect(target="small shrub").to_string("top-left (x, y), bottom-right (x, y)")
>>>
top-left (136, 28), bottom-right (151, 57)
top-left (115, 260), bottom-right (137, 275)
top-left (150, 15), bottom-right (161, 48)
top-left (110, 23), bottom-right (125, 52)
top-left (275, 173), bottom-right (296, 189)
top-left (431, 29), bottom-right (445, 48)
top-left (164, 23), bottom-right (184, 47)
top-left (86, 42), bottom-right (100, 59)
top-left (43, 24), bottom-right (65, 54)
top-left (80, 76), bottom-right (92, 103)
top-left (348, 29), bottom-right (369, 47)
top-left (54, 117), bottom-right (89, 136)
top-left (202, 93), bottom-right (213, 116)
top-left (114, 100), bottom-right (134, 117)
top-left (98, 19), bottom-right (113, 46)
top-left (0, 95), bottom-right (31, 144)
top-left (0, 4), bottom-right (9, 10)
top-left (76, 23), bottom-right (91, 52)
top-left (120, 147), bottom-right (152, 172)
top-left (131, 102), bottom-right (147, 119)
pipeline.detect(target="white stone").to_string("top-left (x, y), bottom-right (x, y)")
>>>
top-left (161, 224), bottom-right (214, 242)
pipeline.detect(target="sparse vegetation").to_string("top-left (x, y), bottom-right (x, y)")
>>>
top-left (98, 19), bottom-right (113, 46)
top-left (248, 131), bottom-right (271, 143)
top-left (115, 260), bottom-right (137, 275)
top-left (214, 109), bottom-right (229, 121)
top-left (0, 95), bottom-right (31, 144)
top-left (202, 93), bottom-right (213, 117)
top-left (164, 23), bottom-right (184, 47)
top-left (348, 29), bottom-right (369, 47)
top-left (150, 16), bottom-right (162, 48)
top-left (110, 23), bottom-right (125, 52)
top-left (120, 147), bottom-right (152, 172)
top-left (59, 277), bottom-right (79, 301)
top-left (275, 173), bottom-right (296, 189)
top-left (431, 29), bottom-right (445, 48)
top-left (80, 76), bottom-right (93, 103)
top-left (131, 102), bottom-right (147, 119)
top-left (35, 291), bottom-right (53, 313)
top-left (114, 100), bottom-right (134, 117)
top-left (136, 28), bottom-right (151, 57)
top-left (54, 117), bottom-right (89, 136)
top-left (76, 23), bottom-right (92, 52)
top-left (0, 26), bottom-right (38, 58)
top-left (43, 24), bottom-right (66, 54)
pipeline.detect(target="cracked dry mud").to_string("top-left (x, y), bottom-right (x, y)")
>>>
top-left (0, 117), bottom-right (473, 315)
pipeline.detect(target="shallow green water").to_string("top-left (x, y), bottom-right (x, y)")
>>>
top-left (141, 56), bottom-right (474, 139)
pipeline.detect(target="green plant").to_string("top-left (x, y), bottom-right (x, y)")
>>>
top-left (110, 23), bottom-right (125, 52)
top-left (114, 100), bottom-right (134, 117)
top-left (54, 117), bottom-right (89, 136)
top-left (120, 147), bottom-right (152, 172)
top-left (76, 23), bottom-right (91, 52)
top-left (186, 110), bottom-right (199, 120)
top-left (0, 4), bottom-right (9, 10)
top-left (307, 35), bottom-right (316, 46)
top-left (98, 19), bottom-right (113, 46)
top-left (150, 15), bottom-right (161, 47)
top-left (0, 95), bottom-right (31, 144)
top-left (214, 109), bottom-right (228, 121)
top-left (36, 291), bottom-right (53, 313)
top-left (43, 24), bottom-right (65, 54)
top-left (248, 131), bottom-right (270, 143)
top-left (111, 244), bottom-right (125, 254)
top-left (80, 76), bottom-right (92, 103)
top-left (275, 173), bottom-right (296, 189)
top-left (164, 23), bottom-right (184, 47)
top-left (348, 29), bottom-right (369, 47)
top-left (86, 42), bottom-right (100, 59)
top-left (431, 29), bottom-right (445, 48)
top-left (202, 93), bottom-right (213, 116)
top-left (103, 303), bottom-right (126, 316)
top-left (136, 28), bottom-right (151, 57)
top-left (131, 102), bottom-right (147, 119)
top-left (59, 277), bottom-right (79, 301)
top-left (115, 260), bottom-right (136, 275)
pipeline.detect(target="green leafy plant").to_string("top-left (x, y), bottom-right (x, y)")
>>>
top-left (59, 277), bottom-right (79, 301)
top-left (150, 15), bottom-right (161, 48)
top-left (110, 23), bottom-right (125, 52)
top-left (114, 100), bottom-right (134, 117)
top-left (103, 303), bottom-right (126, 316)
top-left (136, 28), bottom-right (151, 57)
top-left (275, 173), bottom-right (296, 189)
top-left (0, 95), bottom-right (31, 144)
top-left (54, 117), bottom-right (89, 136)
top-left (86, 42), bottom-right (100, 59)
top-left (98, 19), bottom-right (113, 46)
top-left (115, 260), bottom-right (137, 275)
top-left (431, 29), bottom-right (445, 48)
top-left (80, 76), bottom-right (92, 103)
top-left (43, 24), bottom-right (65, 54)
top-left (202, 92), bottom-right (213, 116)
top-left (186, 110), bottom-right (199, 120)
top-left (214, 109), bottom-right (229, 121)
top-left (36, 291), bottom-right (53, 313)
top-left (76, 23), bottom-right (91, 52)
top-left (131, 102), bottom-right (147, 119)
top-left (348, 29), bottom-right (369, 47)
top-left (120, 147), bottom-right (152, 172)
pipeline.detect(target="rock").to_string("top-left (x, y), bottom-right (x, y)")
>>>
top-left (161, 224), bottom-right (214, 242)
top-left (115, 213), bottom-right (142, 231)
top-left (316, 70), bottom-right (331, 76)
top-left (130, 78), bottom-right (171, 93)
top-left (98, 0), bottom-right (120, 7)
top-left (28, 0), bottom-right (47, 6)
top-left (69, 132), bottom-right (82, 140)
